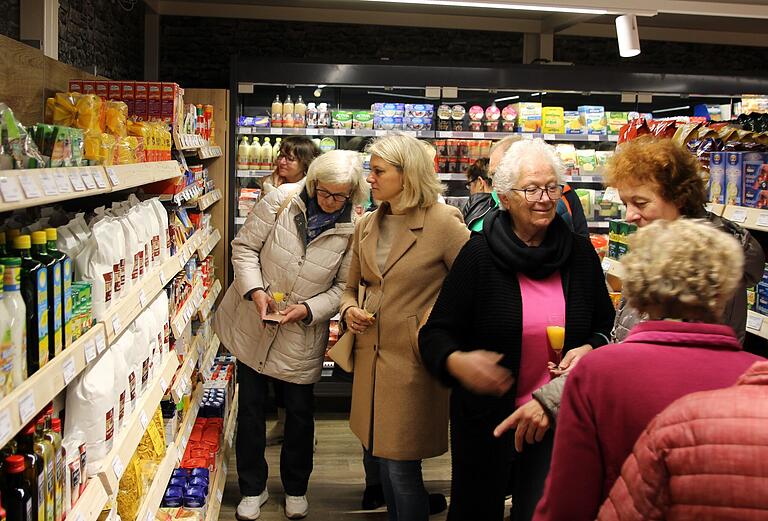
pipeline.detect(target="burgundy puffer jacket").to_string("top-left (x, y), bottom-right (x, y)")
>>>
top-left (598, 361), bottom-right (768, 520)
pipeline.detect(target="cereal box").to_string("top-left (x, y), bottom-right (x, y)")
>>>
top-left (108, 82), bottom-right (122, 100)
top-left (515, 103), bottom-right (542, 133)
top-left (121, 82), bottom-right (135, 117)
top-left (95, 81), bottom-right (109, 100)
top-left (724, 151), bottom-right (744, 206)
top-left (68, 80), bottom-right (82, 94)
top-left (564, 111), bottom-right (582, 134)
top-left (578, 105), bottom-right (606, 135)
top-left (743, 152), bottom-right (768, 208)
top-left (148, 82), bottom-right (162, 121)
top-left (708, 152), bottom-right (725, 204)
top-left (161, 83), bottom-right (178, 124)
top-left (134, 82), bottom-right (148, 121)
top-left (542, 107), bottom-right (565, 134)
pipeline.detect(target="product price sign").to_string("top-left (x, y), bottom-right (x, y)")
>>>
top-left (18, 175), bottom-right (41, 199)
top-left (271, 128), bottom-right (283, 135)
top-left (106, 167), bottom-right (120, 186)
top-left (96, 331), bottom-right (107, 354)
top-left (62, 357), bottom-right (77, 385)
top-left (54, 171), bottom-right (73, 193)
top-left (181, 435), bottom-right (187, 450)
top-left (747, 313), bottom-right (764, 332)
top-left (543, 134), bottom-right (556, 141)
top-left (112, 455), bottom-right (125, 480)
top-left (18, 391), bottom-right (36, 425)
top-left (160, 271), bottom-right (168, 287)
top-left (92, 170), bottom-right (108, 189)
top-left (216, 488), bottom-right (224, 504)
top-left (76, 514), bottom-right (85, 521)
top-left (0, 409), bottom-right (12, 443)
top-left (334, 129), bottom-right (347, 136)
top-left (730, 208), bottom-right (748, 223)
top-left (375, 130), bottom-right (387, 137)
top-left (588, 134), bottom-right (601, 142)
top-left (757, 213), bottom-right (768, 228)
top-left (84, 341), bottom-right (97, 363)
top-left (472, 132), bottom-right (484, 139)
top-left (111, 315), bottom-right (122, 335)
top-left (80, 170), bottom-right (97, 190)
top-left (146, 511), bottom-right (154, 521)
top-left (39, 173), bottom-right (59, 196)
top-left (139, 289), bottom-right (148, 308)
top-left (160, 376), bottom-right (168, 392)
top-left (140, 410), bottom-right (150, 430)
top-left (0, 177), bottom-right (22, 203)
top-left (305, 128), bottom-right (319, 136)
top-left (68, 172), bottom-right (86, 192)
top-left (601, 258), bottom-right (612, 272)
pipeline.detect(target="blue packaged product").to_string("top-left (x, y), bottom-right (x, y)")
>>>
top-left (405, 104), bottom-right (434, 118)
top-left (169, 477), bottom-right (187, 488)
top-left (404, 116), bottom-right (432, 131)
top-left (183, 485), bottom-right (208, 508)
top-left (162, 486), bottom-right (184, 508)
top-left (373, 116), bottom-right (403, 130)
top-left (743, 153), bottom-right (768, 208)
top-left (189, 477), bottom-right (209, 495)
top-left (372, 103), bottom-right (405, 117)
top-left (172, 468), bottom-right (190, 478)
top-left (191, 467), bottom-right (210, 479)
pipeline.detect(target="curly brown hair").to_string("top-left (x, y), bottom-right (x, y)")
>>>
top-left (604, 136), bottom-right (706, 217)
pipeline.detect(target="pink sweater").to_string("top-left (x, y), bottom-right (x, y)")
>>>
top-left (533, 321), bottom-right (765, 521)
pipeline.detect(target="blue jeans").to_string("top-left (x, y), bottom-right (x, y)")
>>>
top-left (366, 450), bottom-right (429, 521)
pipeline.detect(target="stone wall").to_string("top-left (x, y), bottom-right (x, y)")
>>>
top-left (0, 0), bottom-right (20, 40)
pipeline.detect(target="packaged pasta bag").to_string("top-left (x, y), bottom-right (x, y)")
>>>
top-left (129, 121), bottom-right (151, 162)
top-left (75, 93), bottom-right (104, 132)
top-left (82, 128), bottom-right (102, 162)
top-left (52, 93), bottom-right (78, 128)
top-left (105, 100), bottom-right (128, 137)
top-left (100, 133), bottom-right (116, 166)
top-left (115, 136), bottom-right (139, 165)
top-left (117, 451), bottom-right (143, 521)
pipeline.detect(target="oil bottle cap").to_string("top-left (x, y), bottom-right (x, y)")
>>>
top-left (32, 231), bottom-right (47, 245)
top-left (52, 418), bottom-right (62, 433)
top-left (13, 235), bottom-right (31, 250)
top-left (45, 228), bottom-right (58, 241)
top-left (5, 454), bottom-right (25, 473)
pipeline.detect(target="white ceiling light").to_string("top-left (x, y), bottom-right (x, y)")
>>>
top-left (615, 14), bottom-right (641, 57)
top-left (358, 0), bottom-right (609, 15)
top-left (494, 95), bottom-right (519, 102)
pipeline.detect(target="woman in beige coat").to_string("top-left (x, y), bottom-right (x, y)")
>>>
top-left (215, 150), bottom-right (369, 520)
top-left (340, 134), bottom-right (470, 521)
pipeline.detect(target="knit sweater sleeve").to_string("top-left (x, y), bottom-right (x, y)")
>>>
top-left (419, 237), bottom-right (480, 387)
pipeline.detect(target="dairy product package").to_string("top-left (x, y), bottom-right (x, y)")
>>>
top-left (564, 111), bottom-right (583, 134)
top-left (404, 117), bottom-right (432, 131)
top-left (606, 112), bottom-right (629, 135)
top-left (576, 149), bottom-right (598, 172)
top-left (405, 104), bottom-right (434, 118)
top-left (372, 103), bottom-right (405, 118)
top-left (373, 117), bottom-right (403, 130)
top-left (515, 103), bottom-right (542, 133)
top-left (555, 144), bottom-right (577, 170)
top-left (708, 151), bottom-right (725, 204)
top-left (595, 151), bottom-right (614, 168)
top-left (542, 107), bottom-right (565, 134)
top-left (436, 105), bottom-right (452, 131)
top-left (352, 111), bottom-right (374, 129)
top-left (578, 106), bottom-right (607, 135)
top-left (65, 348), bottom-right (116, 476)
top-left (331, 111), bottom-right (353, 129)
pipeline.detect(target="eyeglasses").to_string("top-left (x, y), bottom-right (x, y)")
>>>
top-left (277, 152), bottom-right (297, 163)
top-left (510, 185), bottom-right (563, 201)
top-left (465, 177), bottom-right (488, 190)
top-left (316, 188), bottom-right (352, 203)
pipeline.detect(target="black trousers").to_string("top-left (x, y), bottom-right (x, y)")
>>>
top-left (447, 390), bottom-right (554, 521)
top-left (236, 361), bottom-right (315, 496)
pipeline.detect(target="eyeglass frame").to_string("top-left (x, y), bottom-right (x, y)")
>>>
top-left (508, 184), bottom-right (564, 202)
top-left (465, 176), bottom-right (490, 191)
top-left (276, 151), bottom-right (298, 163)
top-left (316, 187), bottom-right (352, 203)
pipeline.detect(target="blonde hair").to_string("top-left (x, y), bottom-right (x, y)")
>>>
top-left (493, 138), bottom-right (566, 195)
top-left (305, 150), bottom-right (370, 205)
top-left (367, 133), bottom-right (444, 209)
top-left (621, 219), bottom-right (743, 322)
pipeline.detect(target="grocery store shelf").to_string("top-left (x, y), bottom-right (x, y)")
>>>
top-left (198, 145), bottom-right (223, 160)
top-left (67, 478), bottom-right (110, 521)
top-left (705, 203), bottom-right (725, 217)
top-left (199, 279), bottom-right (223, 322)
top-left (205, 384), bottom-right (239, 521)
top-left (197, 228), bottom-right (221, 260)
top-left (171, 342), bottom-right (200, 404)
top-left (104, 227), bottom-right (208, 343)
top-left (0, 161), bottom-right (181, 212)
top-left (566, 175), bottom-right (604, 183)
top-left (236, 169), bottom-right (272, 178)
top-left (171, 279), bottom-right (206, 339)
top-left (134, 441), bottom-right (178, 521)
top-left (721, 205), bottom-right (768, 231)
top-left (237, 127), bottom-right (433, 138)
top-left (588, 221), bottom-right (610, 228)
top-left (747, 311), bottom-right (768, 340)
top-left (165, 182), bottom-right (204, 205)
top-left (435, 131), bottom-right (619, 142)
top-left (437, 173), bottom-right (466, 181)
top-left (198, 189), bottom-right (222, 211)
top-left (0, 324), bottom-right (106, 449)
top-left (235, 216), bottom-right (247, 225)
top-left (96, 354), bottom-right (179, 495)
top-left (601, 257), bottom-right (624, 278)
top-left (200, 334), bottom-right (221, 381)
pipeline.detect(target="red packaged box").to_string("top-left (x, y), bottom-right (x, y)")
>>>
top-left (81, 81), bottom-right (95, 95)
top-left (108, 82), bottom-right (122, 100)
top-left (161, 82), bottom-right (178, 124)
top-left (134, 82), bottom-right (148, 121)
top-left (95, 81), bottom-right (109, 100)
top-left (121, 82), bottom-right (135, 116)
top-left (148, 82), bottom-right (162, 121)
top-left (68, 80), bottom-right (82, 94)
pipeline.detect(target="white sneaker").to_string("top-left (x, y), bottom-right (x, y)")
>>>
top-left (236, 490), bottom-right (269, 520)
top-left (285, 495), bottom-right (309, 519)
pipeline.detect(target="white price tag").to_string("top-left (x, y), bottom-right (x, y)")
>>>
top-left (757, 213), bottom-right (768, 228)
top-left (80, 171), bottom-right (97, 190)
top-left (333, 128), bottom-right (346, 136)
top-left (18, 391), bottom-right (36, 424)
top-left (62, 357), bottom-right (76, 385)
top-left (239, 127), bottom-right (251, 135)
top-left (92, 170), bottom-right (107, 188)
top-left (112, 456), bottom-right (125, 480)
top-left (601, 258), bottom-right (612, 272)
top-left (160, 271), bottom-right (168, 286)
top-left (112, 315), bottom-right (122, 334)
top-left (139, 289), bottom-right (148, 307)
top-left (521, 133), bottom-right (534, 140)
top-left (0, 409), bottom-right (12, 442)
top-left (69, 172), bottom-right (86, 191)
top-left (54, 172), bottom-right (72, 192)
top-left (140, 410), bottom-right (150, 430)
top-left (39, 173), bottom-right (59, 196)
top-left (375, 130), bottom-right (387, 136)
top-left (0, 177), bottom-right (22, 202)
top-left (588, 134), bottom-right (601, 141)
top-left (223, 463), bottom-right (228, 476)
top-left (96, 332), bottom-right (107, 354)
top-left (216, 489), bottom-right (223, 504)
top-left (181, 435), bottom-right (187, 449)
top-left (145, 511), bottom-right (153, 521)
top-left (179, 256), bottom-right (187, 270)
top-left (84, 341), bottom-right (97, 363)
top-left (305, 128), bottom-right (318, 136)
top-left (177, 445), bottom-right (184, 462)
top-left (271, 128), bottom-right (283, 135)
top-left (543, 134), bottom-right (556, 141)
top-left (472, 132), bottom-right (484, 139)
top-left (731, 208), bottom-right (748, 223)
top-left (106, 167), bottom-right (120, 186)
top-left (160, 377), bottom-right (168, 392)
top-left (18, 175), bottom-right (41, 198)
top-left (440, 131), bottom-right (453, 138)
top-left (747, 313), bottom-right (764, 331)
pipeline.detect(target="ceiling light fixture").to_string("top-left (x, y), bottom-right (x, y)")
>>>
top-left (651, 105), bottom-right (690, 114)
top-left (615, 14), bottom-right (641, 57)
top-left (358, 0), bottom-right (609, 15)
top-left (494, 95), bottom-right (519, 102)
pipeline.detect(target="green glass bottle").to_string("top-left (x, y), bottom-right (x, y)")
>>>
top-left (30, 233), bottom-right (61, 361)
top-left (17, 426), bottom-right (44, 521)
top-left (10, 236), bottom-right (48, 375)
top-left (43, 230), bottom-right (71, 350)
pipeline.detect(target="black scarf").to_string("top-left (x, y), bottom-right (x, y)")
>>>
top-left (482, 208), bottom-right (573, 279)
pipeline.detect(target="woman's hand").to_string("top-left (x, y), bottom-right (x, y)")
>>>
top-left (548, 344), bottom-right (592, 377)
top-left (251, 289), bottom-right (276, 320)
top-left (345, 306), bottom-right (375, 334)
top-left (493, 399), bottom-right (550, 452)
top-left (446, 350), bottom-right (514, 396)
top-left (280, 304), bottom-right (308, 324)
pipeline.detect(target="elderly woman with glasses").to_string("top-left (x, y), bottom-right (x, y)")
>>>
top-left (215, 150), bottom-right (369, 520)
top-left (419, 138), bottom-right (615, 521)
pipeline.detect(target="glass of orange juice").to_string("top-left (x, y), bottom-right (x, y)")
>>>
top-left (546, 314), bottom-right (565, 366)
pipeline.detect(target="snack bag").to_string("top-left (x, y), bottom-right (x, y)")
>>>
top-left (105, 101), bottom-right (128, 137)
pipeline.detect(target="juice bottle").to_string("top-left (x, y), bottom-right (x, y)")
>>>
top-left (248, 137), bottom-right (261, 171)
top-left (272, 138), bottom-right (282, 168)
top-left (0, 266), bottom-right (11, 399)
top-left (43, 230), bottom-right (71, 350)
top-left (1, 260), bottom-right (27, 387)
top-left (261, 137), bottom-right (272, 170)
top-left (33, 420), bottom-right (53, 521)
top-left (30, 233), bottom-right (61, 361)
top-left (294, 95), bottom-right (306, 128)
top-left (11, 237), bottom-right (47, 376)
top-left (3, 455), bottom-right (32, 521)
top-left (283, 95), bottom-right (294, 129)
top-left (42, 412), bottom-right (62, 521)
top-left (237, 136), bottom-right (250, 170)
top-left (271, 95), bottom-right (283, 128)
top-left (17, 426), bottom-right (44, 521)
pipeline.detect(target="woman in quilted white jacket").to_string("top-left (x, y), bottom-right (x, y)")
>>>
top-left (214, 150), bottom-right (369, 520)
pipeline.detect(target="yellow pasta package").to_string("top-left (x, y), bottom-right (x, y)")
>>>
top-left (117, 452), bottom-right (144, 521)
top-left (105, 101), bottom-right (129, 137)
